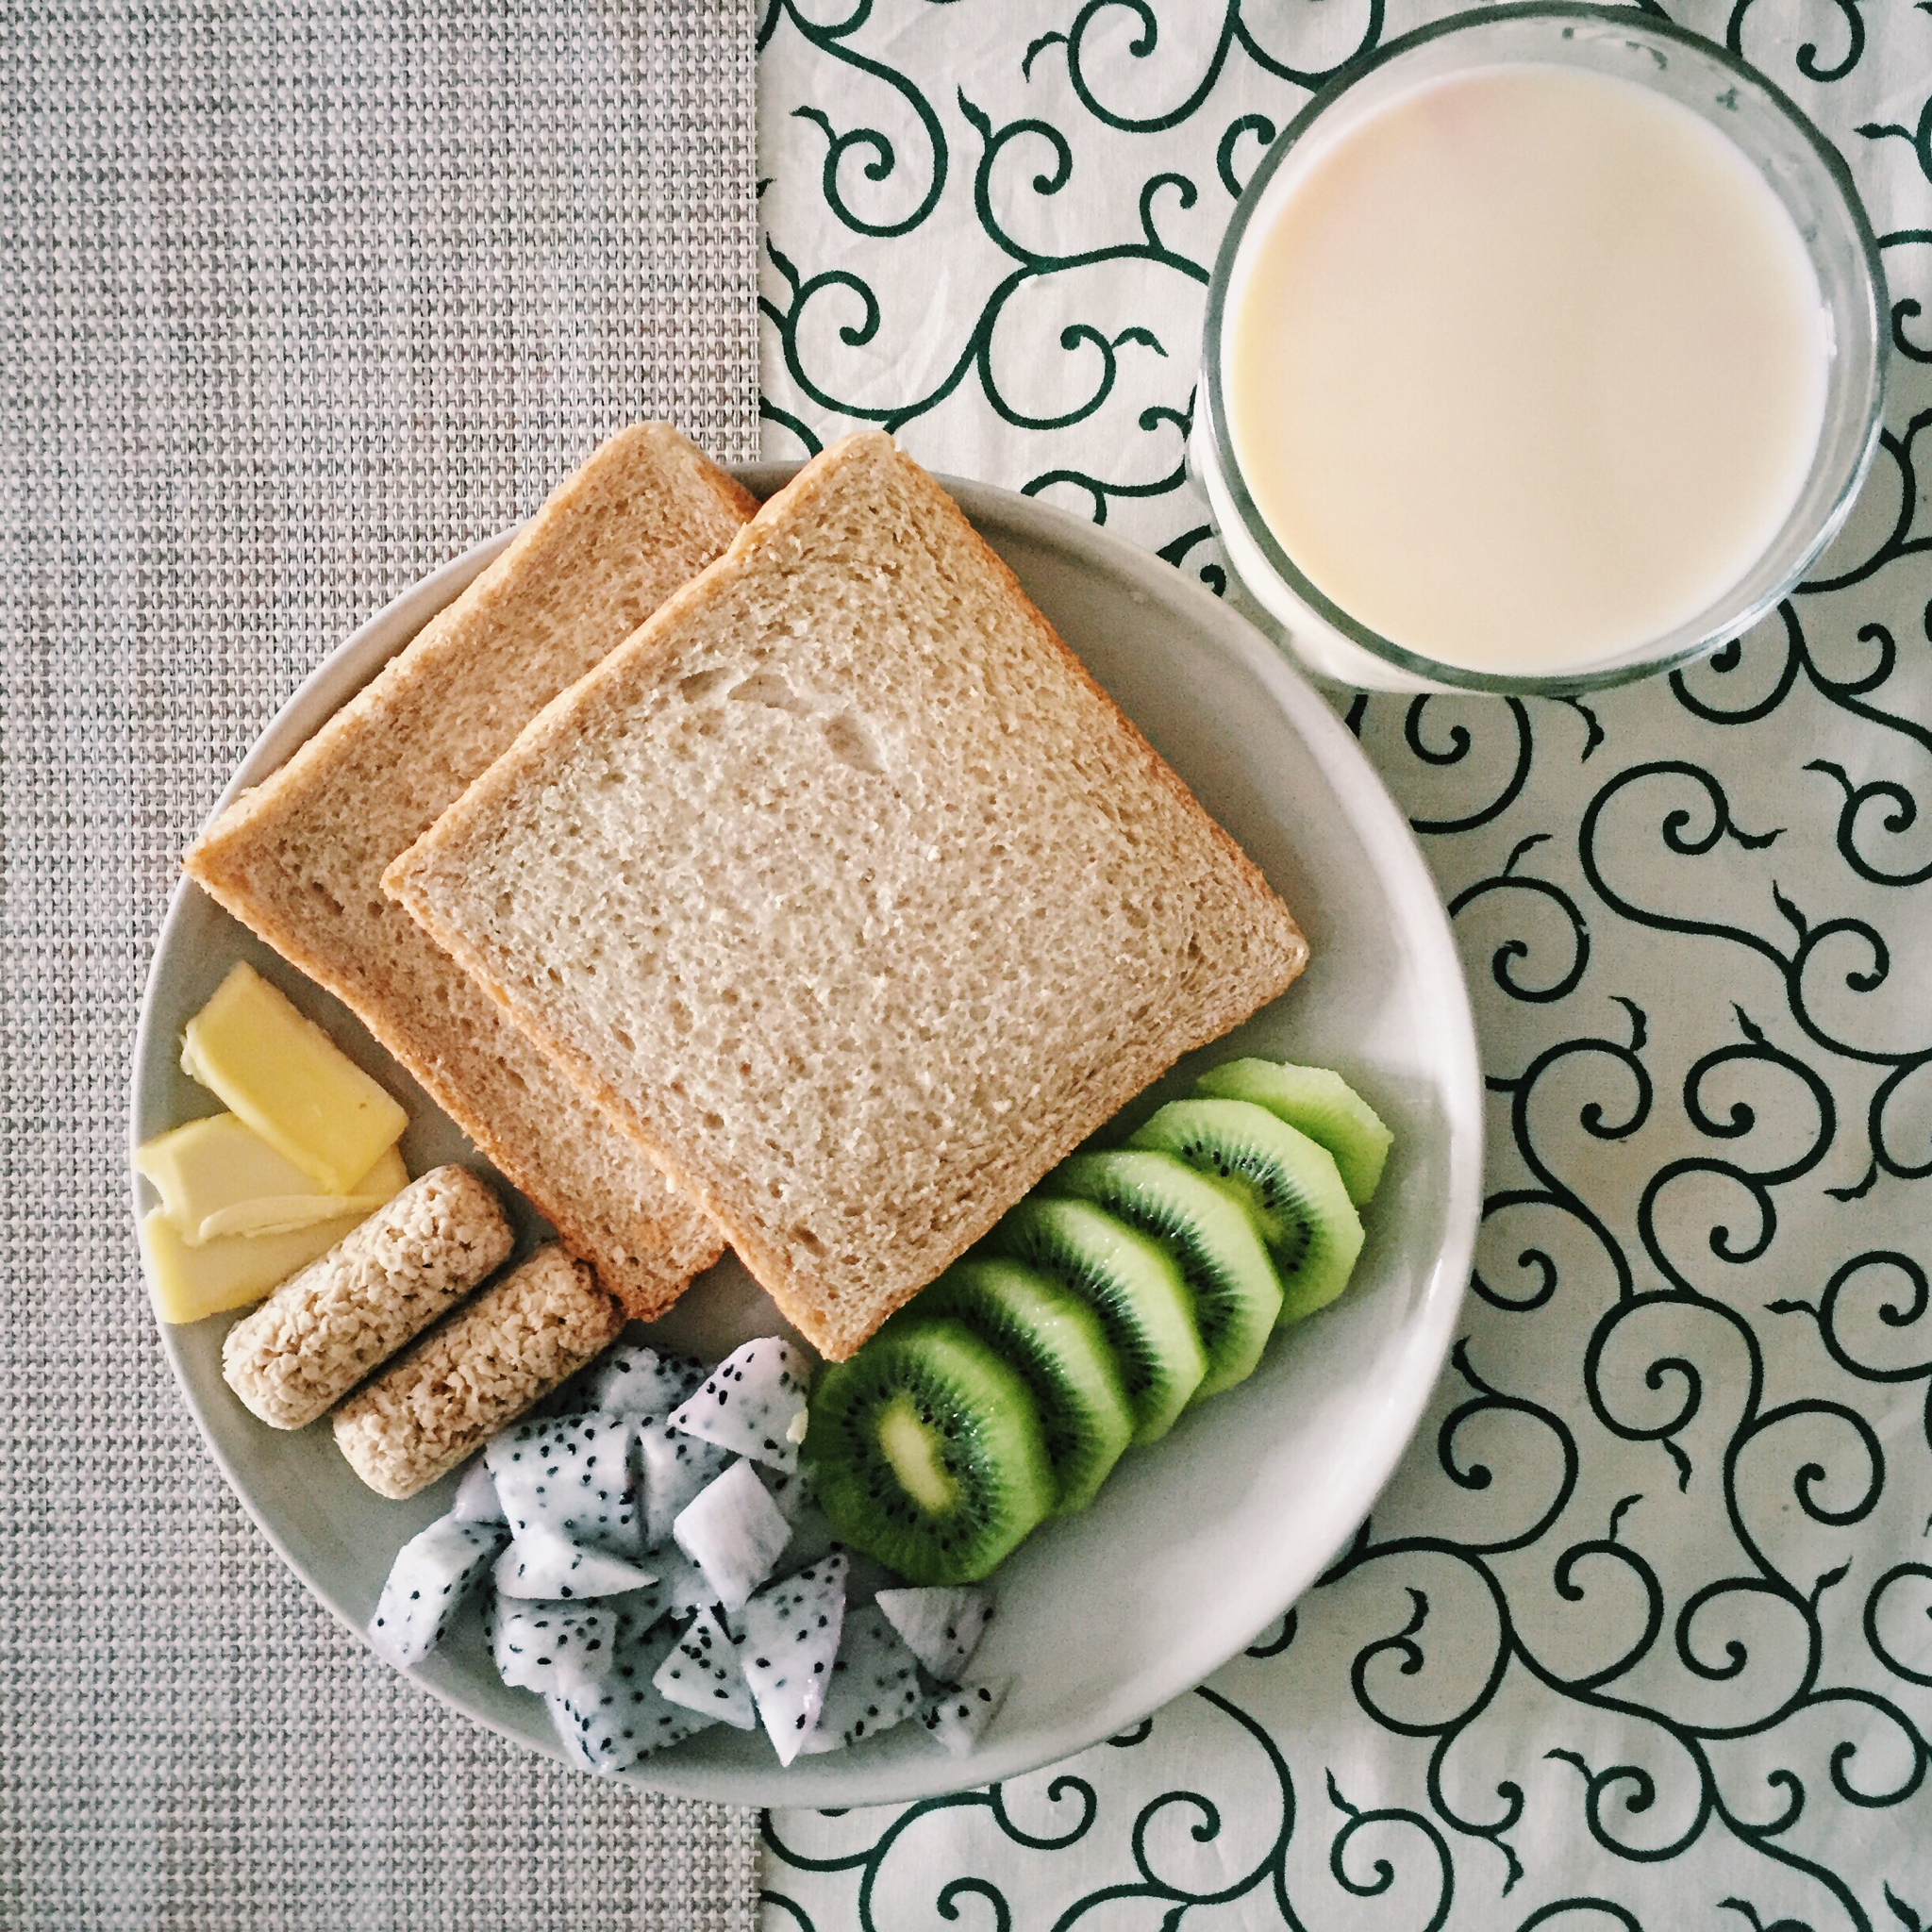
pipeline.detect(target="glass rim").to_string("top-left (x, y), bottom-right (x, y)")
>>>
top-left (1198, 0), bottom-right (1890, 696)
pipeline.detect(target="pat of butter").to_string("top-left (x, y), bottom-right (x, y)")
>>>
top-left (180, 962), bottom-right (408, 1193)
top-left (136, 1112), bottom-right (407, 1243)
top-left (139, 1202), bottom-right (375, 1324)
top-left (197, 1171), bottom-right (403, 1240)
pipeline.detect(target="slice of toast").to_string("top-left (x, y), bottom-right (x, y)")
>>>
top-left (387, 432), bottom-right (1308, 1358)
top-left (185, 425), bottom-right (755, 1318)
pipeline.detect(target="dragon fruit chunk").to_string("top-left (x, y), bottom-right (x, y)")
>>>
top-left (485, 1413), bottom-right (644, 1557)
top-left (567, 1556), bottom-right (716, 1648)
top-left (799, 1603), bottom-right (923, 1755)
top-left (582, 1344), bottom-right (710, 1419)
top-left (625, 1566), bottom-right (709, 1637)
top-left (652, 1607), bottom-right (757, 1730)
top-left (449, 1457), bottom-right (504, 1524)
top-left (493, 1526), bottom-right (658, 1601)
top-left (918, 1675), bottom-right (1010, 1756)
top-left (735, 1553), bottom-right (848, 1766)
top-left (760, 1467), bottom-right (805, 1517)
top-left (874, 1586), bottom-right (993, 1685)
top-left (368, 1515), bottom-right (507, 1668)
top-left (668, 1337), bottom-right (810, 1474)
top-left (546, 1690), bottom-right (609, 1774)
top-left (636, 1419), bottom-right (732, 1547)
top-left (760, 1468), bottom-right (840, 1567)
top-left (657, 1546), bottom-right (725, 1616)
top-left (491, 1600), bottom-right (619, 1693)
top-left (546, 1637), bottom-right (720, 1774)
top-left (603, 1590), bottom-right (669, 1652)
top-left (760, 1466), bottom-right (824, 1525)
top-left (673, 1459), bottom-right (791, 1613)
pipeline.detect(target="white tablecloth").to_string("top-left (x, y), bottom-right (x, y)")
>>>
top-left (757, 3), bottom-right (1932, 1925)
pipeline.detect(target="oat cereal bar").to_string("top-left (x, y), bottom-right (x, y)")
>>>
top-left (221, 1164), bottom-right (512, 1429)
top-left (331, 1246), bottom-right (623, 1499)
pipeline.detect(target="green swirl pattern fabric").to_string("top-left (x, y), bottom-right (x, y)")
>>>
top-left (756, 2), bottom-right (1932, 1927)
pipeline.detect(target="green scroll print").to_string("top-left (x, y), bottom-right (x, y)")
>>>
top-left (758, 3), bottom-right (1932, 1927)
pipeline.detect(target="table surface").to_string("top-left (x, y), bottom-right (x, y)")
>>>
top-left (756, 4), bottom-right (1932, 1928)
top-left (0, 5), bottom-right (761, 1928)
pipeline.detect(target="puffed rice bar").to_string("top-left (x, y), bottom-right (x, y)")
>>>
top-left (222, 1164), bottom-right (512, 1429)
top-left (331, 1245), bottom-right (622, 1499)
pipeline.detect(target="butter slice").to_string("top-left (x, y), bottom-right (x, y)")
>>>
top-left (180, 962), bottom-right (408, 1192)
top-left (196, 1156), bottom-right (404, 1239)
top-left (139, 1202), bottom-right (376, 1324)
top-left (136, 1113), bottom-right (407, 1243)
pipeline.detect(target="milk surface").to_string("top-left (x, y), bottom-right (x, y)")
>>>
top-left (1225, 65), bottom-right (1828, 675)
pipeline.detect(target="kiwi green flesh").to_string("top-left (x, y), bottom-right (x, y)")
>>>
top-left (806, 1318), bottom-right (1056, 1584)
top-left (1194, 1058), bottom-right (1393, 1206)
top-left (1127, 1098), bottom-right (1365, 1324)
top-left (1047, 1148), bottom-right (1283, 1396)
top-left (917, 1256), bottom-right (1136, 1514)
top-left (988, 1195), bottom-right (1206, 1443)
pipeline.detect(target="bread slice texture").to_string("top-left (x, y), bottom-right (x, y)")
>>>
top-left (388, 432), bottom-right (1308, 1358)
top-left (185, 425), bottom-right (754, 1318)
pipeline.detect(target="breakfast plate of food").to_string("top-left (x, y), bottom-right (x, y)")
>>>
top-left (130, 429), bottom-right (1481, 1805)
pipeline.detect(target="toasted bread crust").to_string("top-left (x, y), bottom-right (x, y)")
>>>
top-left (185, 425), bottom-right (747, 1315)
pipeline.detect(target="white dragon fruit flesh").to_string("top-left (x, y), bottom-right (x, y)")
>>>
top-left (919, 1676), bottom-right (1010, 1756)
top-left (735, 1553), bottom-right (848, 1766)
top-left (546, 1690), bottom-right (611, 1774)
top-left (759, 1465), bottom-right (830, 1527)
top-left (674, 1460), bottom-right (791, 1614)
top-left (799, 1603), bottom-right (923, 1755)
top-left (493, 1526), bottom-right (658, 1602)
top-left (545, 1627), bottom-right (720, 1774)
top-left (581, 1344), bottom-right (709, 1420)
top-left (668, 1337), bottom-right (810, 1474)
top-left (448, 1457), bottom-right (504, 1524)
top-left (658, 1545), bottom-right (727, 1615)
top-left (607, 1586), bottom-right (679, 1645)
top-left (874, 1586), bottom-right (993, 1685)
top-left (652, 1607), bottom-right (756, 1731)
top-left (368, 1515), bottom-right (507, 1668)
top-left (566, 1556), bottom-right (716, 1646)
top-left (491, 1600), bottom-right (620, 1694)
top-left (486, 1413), bottom-right (644, 1557)
top-left (635, 1419), bottom-right (732, 1547)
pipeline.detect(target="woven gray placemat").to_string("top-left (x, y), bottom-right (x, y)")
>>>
top-left (0, 4), bottom-right (759, 1926)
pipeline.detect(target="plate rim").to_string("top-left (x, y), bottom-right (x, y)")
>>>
top-left (130, 463), bottom-right (1482, 1806)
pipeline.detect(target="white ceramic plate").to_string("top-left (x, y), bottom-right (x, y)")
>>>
top-left (131, 467), bottom-right (1481, 1807)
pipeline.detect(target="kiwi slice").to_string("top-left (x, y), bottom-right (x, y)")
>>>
top-left (1127, 1098), bottom-right (1364, 1323)
top-left (916, 1256), bottom-right (1136, 1514)
top-left (806, 1318), bottom-right (1056, 1585)
top-left (1048, 1148), bottom-right (1283, 1396)
top-left (1193, 1058), bottom-right (1393, 1206)
top-left (988, 1196), bottom-right (1206, 1443)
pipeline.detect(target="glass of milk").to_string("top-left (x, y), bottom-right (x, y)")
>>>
top-left (1192, 3), bottom-right (1886, 693)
